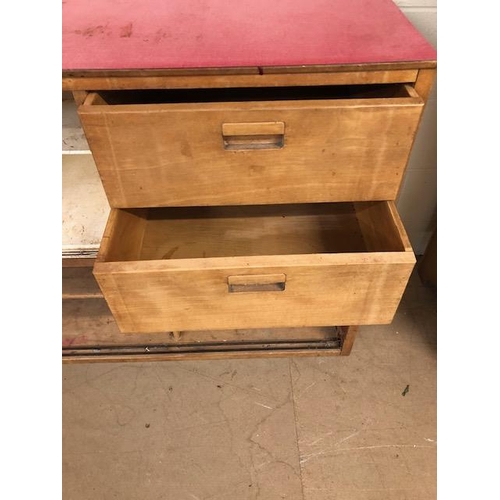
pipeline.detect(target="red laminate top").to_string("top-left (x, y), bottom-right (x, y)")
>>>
top-left (62, 0), bottom-right (436, 71)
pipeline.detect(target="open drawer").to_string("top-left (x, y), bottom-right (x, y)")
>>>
top-left (79, 84), bottom-right (424, 207)
top-left (93, 201), bottom-right (415, 334)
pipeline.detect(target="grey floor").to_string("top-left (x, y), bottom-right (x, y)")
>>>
top-left (63, 270), bottom-right (436, 499)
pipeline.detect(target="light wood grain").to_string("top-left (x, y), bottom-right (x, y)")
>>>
top-left (354, 201), bottom-right (412, 253)
top-left (414, 69), bottom-right (436, 102)
top-left (71, 90), bottom-right (88, 106)
top-left (261, 61), bottom-right (436, 74)
top-left (93, 202), bottom-right (415, 333)
top-left (64, 69), bottom-right (419, 91)
top-left (340, 325), bottom-right (359, 356)
top-left (79, 85), bottom-right (424, 207)
top-left (222, 122), bottom-right (285, 137)
top-left (63, 67), bottom-right (259, 79)
top-left (134, 204), bottom-right (365, 260)
top-left (94, 255), bottom-right (415, 332)
top-left (62, 62), bottom-right (435, 81)
top-left (95, 208), bottom-right (148, 263)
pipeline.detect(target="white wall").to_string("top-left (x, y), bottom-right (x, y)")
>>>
top-left (394, 0), bottom-right (437, 254)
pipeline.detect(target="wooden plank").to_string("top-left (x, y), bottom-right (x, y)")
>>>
top-left (63, 70), bottom-right (419, 91)
top-left (385, 201), bottom-right (414, 252)
top-left (354, 201), bottom-right (413, 253)
top-left (71, 90), bottom-right (88, 106)
top-left (78, 89), bottom-right (423, 207)
top-left (62, 61), bottom-right (435, 80)
top-left (64, 67), bottom-right (260, 78)
top-left (221, 121), bottom-right (285, 136)
top-left (262, 61), bottom-right (436, 74)
top-left (95, 258), bottom-right (415, 332)
top-left (340, 325), bottom-right (359, 356)
top-left (414, 68), bottom-right (436, 102)
top-left (62, 155), bottom-right (109, 258)
top-left (62, 0), bottom-right (436, 71)
top-left (83, 92), bottom-right (107, 106)
top-left (95, 208), bottom-right (148, 263)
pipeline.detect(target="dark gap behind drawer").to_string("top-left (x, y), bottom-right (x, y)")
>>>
top-left (97, 83), bottom-right (410, 105)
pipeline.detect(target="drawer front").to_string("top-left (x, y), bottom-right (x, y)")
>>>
top-left (93, 202), bottom-right (415, 334)
top-left (94, 257), bottom-right (414, 333)
top-left (79, 89), bottom-right (424, 207)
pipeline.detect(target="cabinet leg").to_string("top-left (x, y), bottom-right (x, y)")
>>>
top-left (340, 326), bottom-right (359, 356)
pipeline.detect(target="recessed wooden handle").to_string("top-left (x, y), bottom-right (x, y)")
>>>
top-left (222, 122), bottom-right (285, 150)
top-left (227, 274), bottom-right (286, 293)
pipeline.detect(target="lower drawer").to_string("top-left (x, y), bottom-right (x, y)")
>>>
top-left (93, 201), bottom-right (415, 333)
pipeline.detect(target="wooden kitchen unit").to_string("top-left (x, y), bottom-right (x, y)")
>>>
top-left (62, 0), bottom-right (436, 362)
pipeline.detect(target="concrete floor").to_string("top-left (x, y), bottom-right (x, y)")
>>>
top-left (63, 271), bottom-right (436, 499)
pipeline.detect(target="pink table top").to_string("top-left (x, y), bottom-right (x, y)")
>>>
top-left (62, 0), bottom-right (436, 71)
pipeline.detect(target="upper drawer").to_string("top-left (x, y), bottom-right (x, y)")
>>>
top-left (78, 84), bottom-right (424, 208)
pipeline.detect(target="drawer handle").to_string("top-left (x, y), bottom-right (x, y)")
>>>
top-left (227, 274), bottom-right (286, 293)
top-left (222, 122), bottom-right (285, 150)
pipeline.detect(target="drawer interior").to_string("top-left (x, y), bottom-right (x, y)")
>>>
top-left (100, 202), bottom-right (411, 263)
top-left (89, 83), bottom-right (417, 105)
